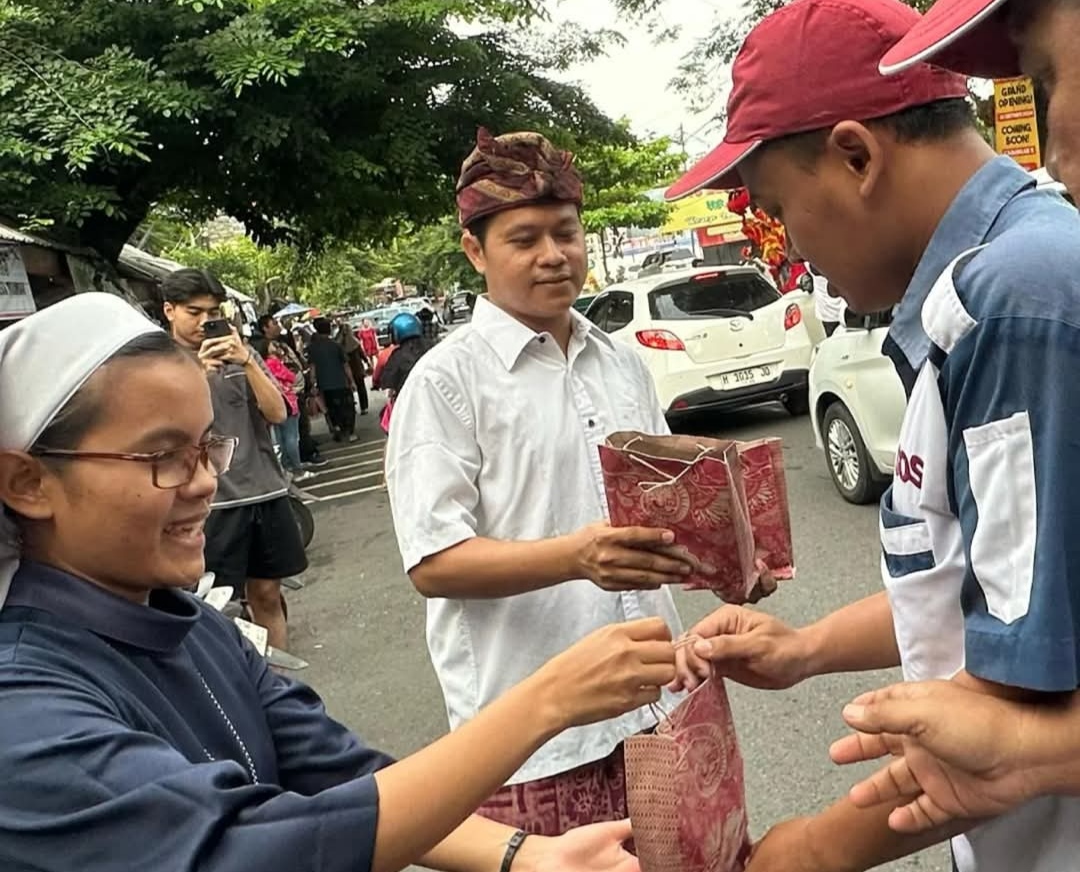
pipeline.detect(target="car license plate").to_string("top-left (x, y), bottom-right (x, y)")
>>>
top-left (712, 364), bottom-right (777, 390)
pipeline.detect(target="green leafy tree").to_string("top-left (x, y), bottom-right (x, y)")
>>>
top-left (576, 124), bottom-right (684, 278)
top-left (164, 234), bottom-right (300, 307)
top-left (0, 0), bottom-right (626, 261)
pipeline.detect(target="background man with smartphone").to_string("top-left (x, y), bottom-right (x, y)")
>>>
top-left (162, 269), bottom-right (305, 653)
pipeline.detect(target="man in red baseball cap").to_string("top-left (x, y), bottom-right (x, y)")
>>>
top-left (668, 0), bottom-right (1080, 870)
top-left (881, 0), bottom-right (1080, 198)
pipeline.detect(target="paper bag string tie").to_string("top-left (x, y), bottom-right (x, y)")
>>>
top-left (647, 634), bottom-right (705, 727)
top-left (627, 445), bottom-right (713, 494)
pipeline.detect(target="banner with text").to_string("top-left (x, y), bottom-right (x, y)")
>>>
top-left (994, 76), bottom-right (1041, 171)
top-left (0, 245), bottom-right (35, 320)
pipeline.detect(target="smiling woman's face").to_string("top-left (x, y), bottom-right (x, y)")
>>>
top-left (0, 351), bottom-right (217, 602)
top-left (461, 202), bottom-right (588, 331)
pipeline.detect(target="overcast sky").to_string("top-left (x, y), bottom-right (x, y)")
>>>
top-left (550, 0), bottom-right (741, 157)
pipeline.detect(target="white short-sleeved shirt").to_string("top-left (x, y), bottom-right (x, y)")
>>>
top-left (385, 297), bottom-right (684, 784)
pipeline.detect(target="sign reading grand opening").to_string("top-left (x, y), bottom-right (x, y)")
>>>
top-left (994, 76), bottom-right (1042, 171)
top-left (0, 245), bottom-right (35, 320)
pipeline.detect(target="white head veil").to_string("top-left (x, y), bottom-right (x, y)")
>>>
top-left (0, 293), bottom-right (164, 607)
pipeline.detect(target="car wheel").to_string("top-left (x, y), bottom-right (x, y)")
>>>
top-left (783, 387), bottom-right (810, 417)
top-left (822, 402), bottom-right (886, 505)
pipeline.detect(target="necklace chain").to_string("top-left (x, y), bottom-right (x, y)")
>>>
top-left (196, 668), bottom-right (259, 784)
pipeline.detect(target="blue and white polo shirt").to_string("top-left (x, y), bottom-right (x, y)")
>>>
top-left (881, 156), bottom-right (1080, 872)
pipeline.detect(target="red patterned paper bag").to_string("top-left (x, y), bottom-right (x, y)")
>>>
top-left (599, 432), bottom-right (757, 603)
top-left (625, 678), bottom-right (752, 872)
top-left (737, 438), bottom-right (795, 582)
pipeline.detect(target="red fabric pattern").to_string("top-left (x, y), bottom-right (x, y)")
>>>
top-left (625, 679), bottom-right (751, 872)
top-left (456, 127), bottom-right (584, 228)
top-left (476, 746), bottom-right (628, 836)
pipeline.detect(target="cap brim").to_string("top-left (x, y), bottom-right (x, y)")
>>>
top-left (879, 0), bottom-right (1019, 79)
top-left (665, 140), bottom-right (762, 202)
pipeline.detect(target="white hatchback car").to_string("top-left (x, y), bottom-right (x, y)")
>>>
top-left (809, 309), bottom-right (904, 504)
top-left (584, 266), bottom-right (817, 420)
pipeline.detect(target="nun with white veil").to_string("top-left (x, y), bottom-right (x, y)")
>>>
top-left (0, 293), bottom-right (674, 872)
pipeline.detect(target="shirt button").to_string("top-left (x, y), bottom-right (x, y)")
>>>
top-left (588, 419), bottom-right (596, 428)
top-left (538, 336), bottom-right (547, 344)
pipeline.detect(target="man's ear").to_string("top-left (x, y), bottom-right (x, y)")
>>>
top-left (461, 231), bottom-right (486, 275)
top-left (0, 452), bottom-right (55, 522)
top-left (162, 301), bottom-right (177, 325)
top-left (827, 121), bottom-right (885, 200)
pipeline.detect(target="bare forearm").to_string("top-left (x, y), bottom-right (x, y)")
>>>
top-left (244, 356), bottom-right (287, 424)
top-left (419, 816), bottom-right (527, 872)
top-left (807, 796), bottom-right (968, 872)
top-left (411, 536), bottom-right (578, 599)
top-left (799, 591), bottom-right (900, 678)
top-left (1011, 693), bottom-right (1080, 798)
top-left (372, 675), bottom-right (562, 872)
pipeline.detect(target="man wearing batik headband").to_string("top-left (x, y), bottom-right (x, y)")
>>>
top-left (384, 128), bottom-right (703, 834)
top-left (661, 0), bottom-right (1080, 870)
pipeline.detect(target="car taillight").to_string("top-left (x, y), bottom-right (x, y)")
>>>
top-left (636, 330), bottom-right (685, 351)
top-left (784, 303), bottom-right (802, 331)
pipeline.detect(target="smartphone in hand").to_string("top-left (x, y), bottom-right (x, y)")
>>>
top-left (202, 319), bottom-right (231, 340)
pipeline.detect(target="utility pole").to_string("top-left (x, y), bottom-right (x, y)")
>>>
top-left (676, 123), bottom-right (688, 171)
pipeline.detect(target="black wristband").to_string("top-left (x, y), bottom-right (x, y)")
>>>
top-left (499, 829), bottom-right (529, 872)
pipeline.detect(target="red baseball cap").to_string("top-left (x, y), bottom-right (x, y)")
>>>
top-left (664, 0), bottom-right (970, 201)
top-left (879, 0), bottom-right (1017, 79)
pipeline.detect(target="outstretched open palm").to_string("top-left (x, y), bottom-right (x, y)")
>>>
top-left (830, 681), bottom-right (1038, 833)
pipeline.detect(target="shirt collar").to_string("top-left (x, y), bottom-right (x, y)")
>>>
top-left (888, 156), bottom-right (1035, 370)
top-left (471, 295), bottom-right (613, 370)
top-left (3, 561), bottom-right (200, 653)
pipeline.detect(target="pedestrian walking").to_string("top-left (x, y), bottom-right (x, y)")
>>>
top-left (357, 318), bottom-right (380, 361)
top-left (335, 318), bottom-right (370, 415)
top-left (265, 341), bottom-right (311, 482)
top-left (308, 317), bottom-right (358, 443)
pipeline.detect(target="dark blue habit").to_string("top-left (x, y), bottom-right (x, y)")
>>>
top-left (0, 561), bottom-right (394, 871)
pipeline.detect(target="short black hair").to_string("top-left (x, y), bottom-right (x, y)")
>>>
top-left (465, 214), bottom-right (494, 247)
top-left (161, 269), bottom-right (228, 305)
top-left (313, 317), bottom-right (333, 335)
top-left (772, 98), bottom-right (976, 167)
top-left (256, 313), bottom-right (276, 331)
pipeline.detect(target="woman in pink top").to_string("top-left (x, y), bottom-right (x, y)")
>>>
top-left (265, 341), bottom-right (305, 476)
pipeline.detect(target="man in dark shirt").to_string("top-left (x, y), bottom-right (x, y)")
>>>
top-left (417, 306), bottom-right (441, 344)
top-left (163, 269), bottom-right (304, 652)
top-left (308, 317), bottom-right (358, 442)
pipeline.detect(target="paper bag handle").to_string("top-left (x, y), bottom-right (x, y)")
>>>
top-left (628, 445), bottom-right (713, 494)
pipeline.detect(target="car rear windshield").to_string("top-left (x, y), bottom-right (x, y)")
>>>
top-left (648, 273), bottom-right (780, 320)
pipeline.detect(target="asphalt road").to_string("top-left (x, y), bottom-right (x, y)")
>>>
top-left (288, 395), bottom-right (948, 872)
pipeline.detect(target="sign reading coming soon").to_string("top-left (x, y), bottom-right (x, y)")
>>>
top-left (994, 76), bottom-right (1042, 171)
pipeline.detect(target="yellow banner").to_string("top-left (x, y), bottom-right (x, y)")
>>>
top-left (994, 76), bottom-right (1041, 171)
top-left (661, 190), bottom-right (744, 235)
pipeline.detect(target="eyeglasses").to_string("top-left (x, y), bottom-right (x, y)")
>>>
top-left (32, 436), bottom-right (238, 490)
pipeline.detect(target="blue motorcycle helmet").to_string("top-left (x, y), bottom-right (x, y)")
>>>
top-left (388, 311), bottom-right (422, 344)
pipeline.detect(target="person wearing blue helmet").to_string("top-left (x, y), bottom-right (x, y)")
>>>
top-left (378, 312), bottom-right (433, 417)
